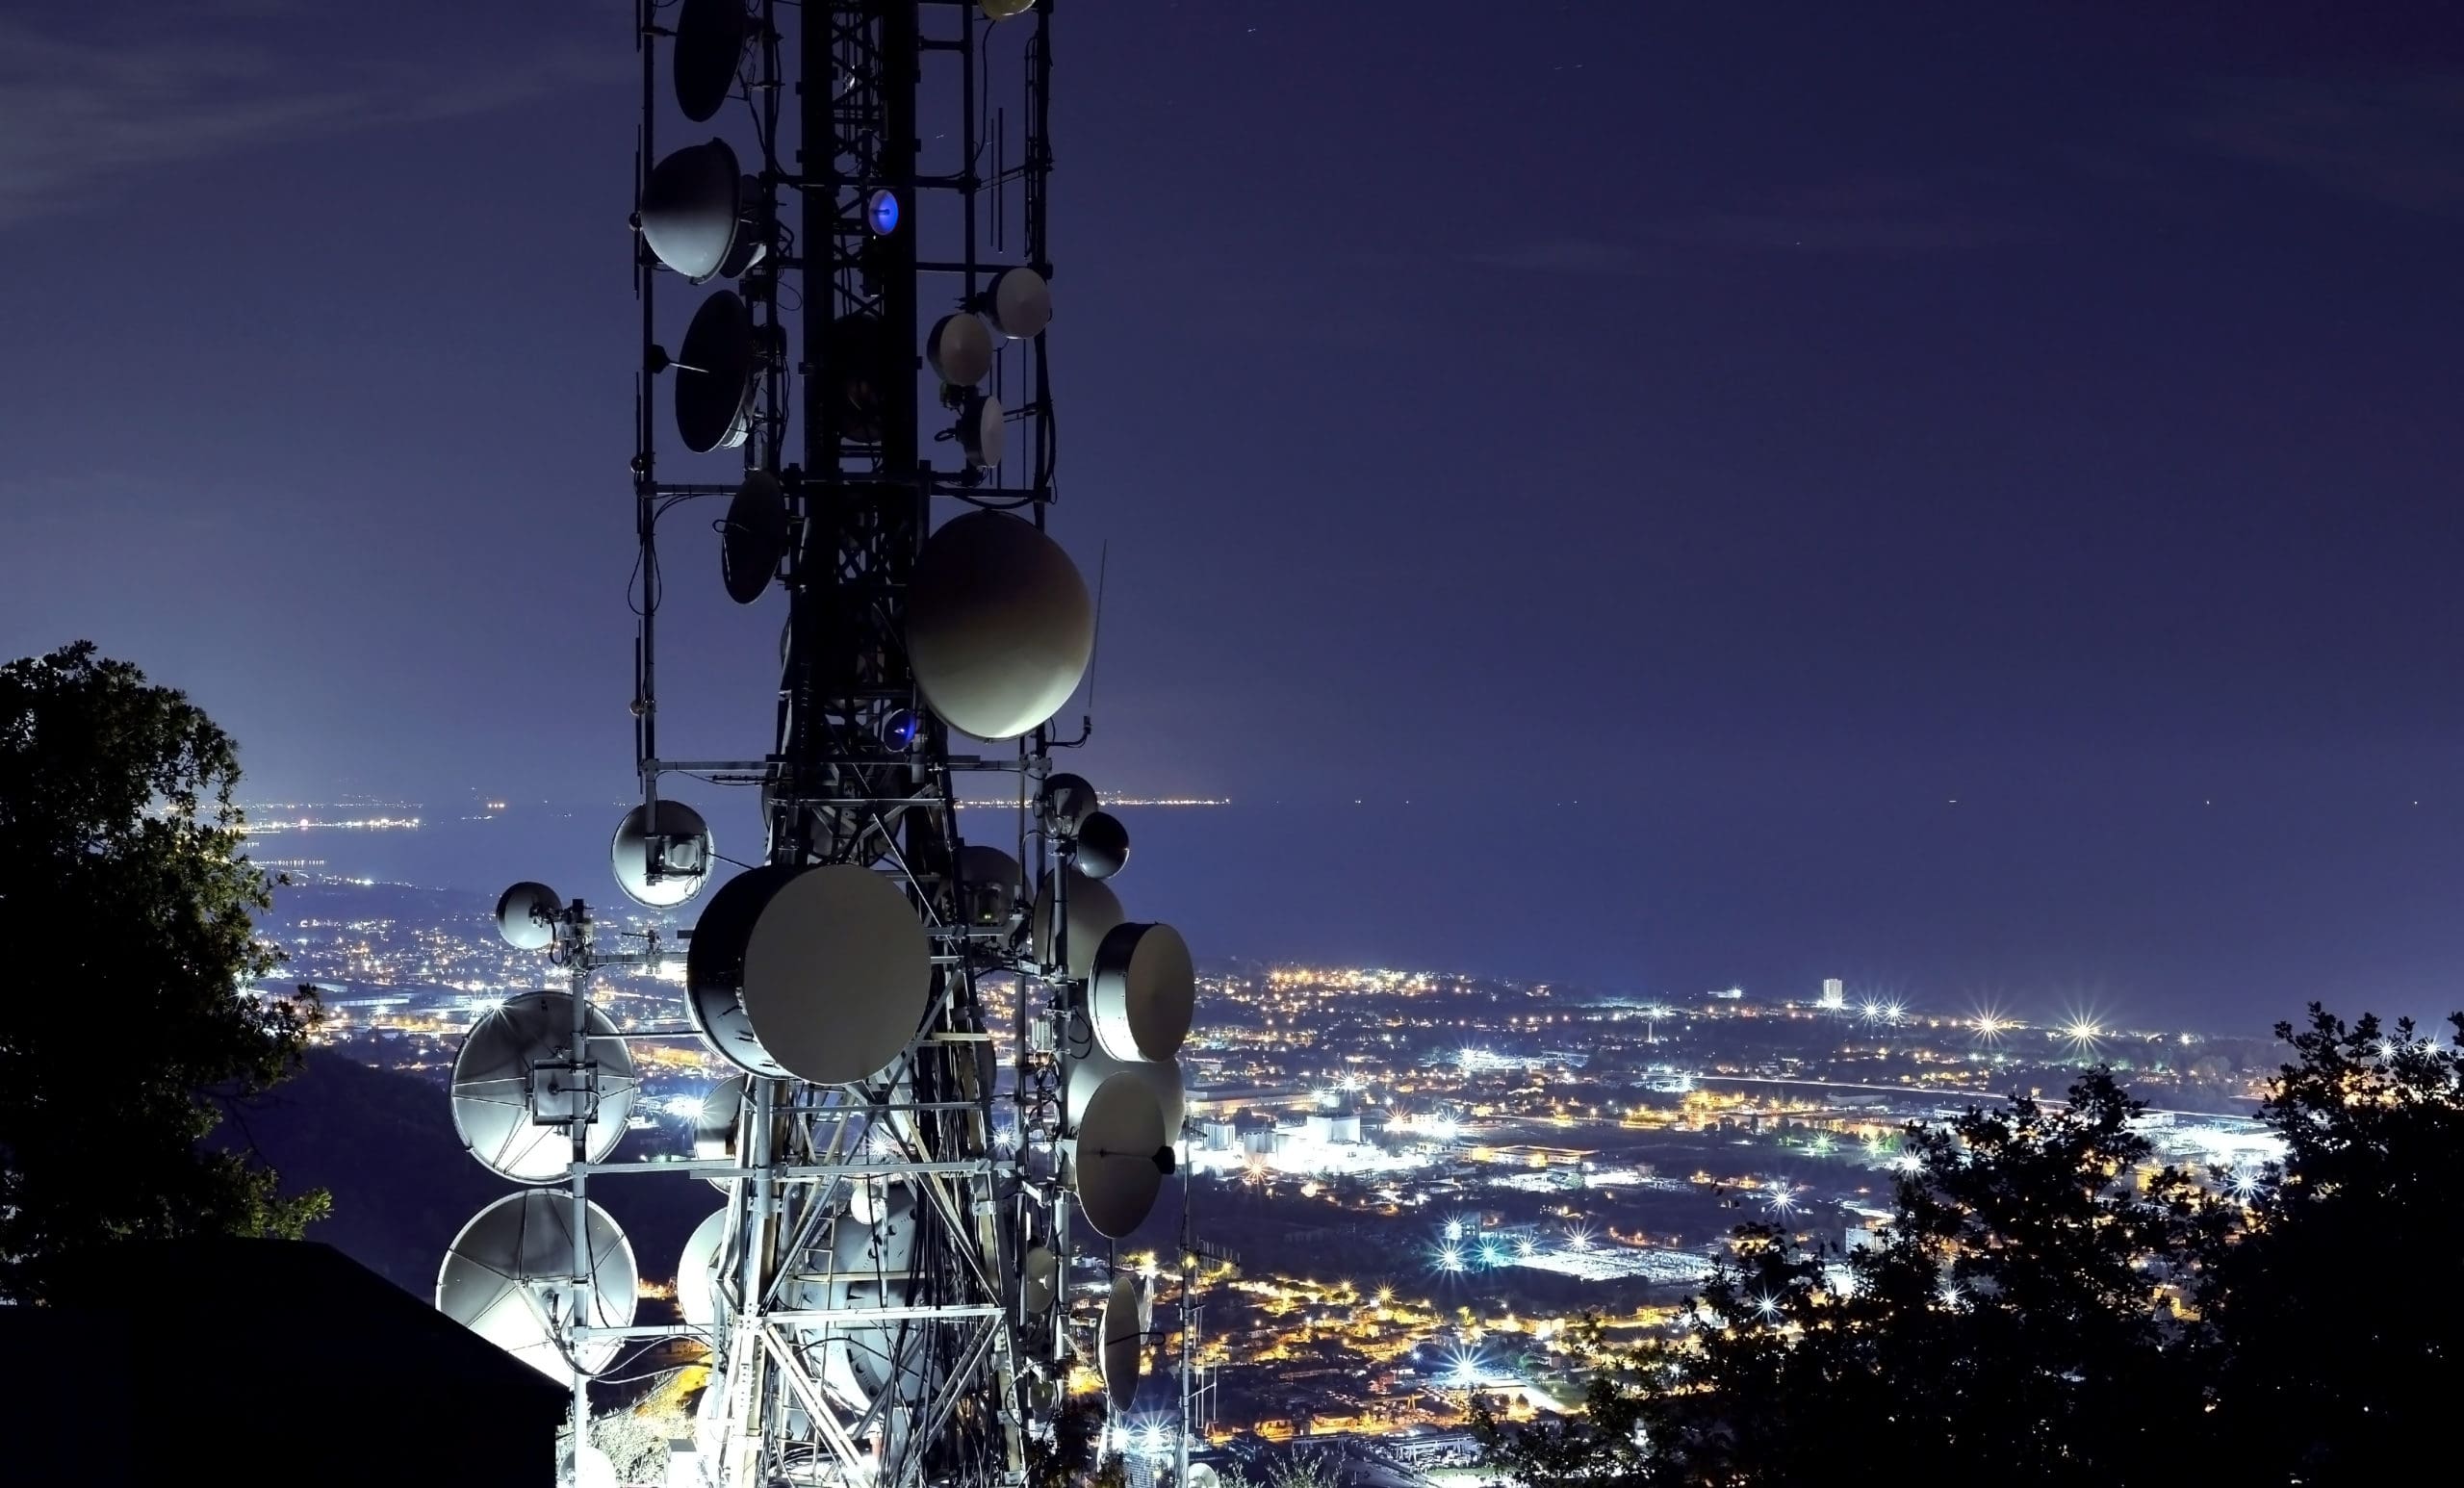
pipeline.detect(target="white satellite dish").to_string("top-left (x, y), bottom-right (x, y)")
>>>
top-left (675, 291), bottom-right (759, 452)
top-left (450, 991), bottom-right (640, 1183)
top-left (721, 469), bottom-right (787, 604)
top-left (610, 799), bottom-right (713, 908)
top-left (685, 863), bottom-right (931, 1084)
top-left (957, 842), bottom-right (1024, 928)
top-left (1021, 1244), bottom-right (1058, 1313)
top-left (1065, 1045), bottom-right (1184, 1139)
top-left (494, 881), bottom-right (563, 950)
top-left (988, 266), bottom-right (1051, 339)
top-left (676, 1208), bottom-right (730, 1329)
top-left (573, 1446), bottom-right (619, 1488)
top-left (1043, 773), bottom-right (1099, 835)
top-left (672, 0), bottom-right (750, 122)
top-left (1031, 871), bottom-right (1124, 981)
top-left (1090, 922), bottom-right (1194, 1064)
top-left (1100, 1273), bottom-right (1142, 1410)
top-left (906, 510), bottom-right (1093, 741)
top-left (436, 1192), bottom-right (637, 1383)
top-left (641, 140), bottom-right (762, 282)
top-left (1188, 1465), bottom-right (1221, 1488)
top-left (926, 313), bottom-right (994, 387)
top-left (1068, 1071), bottom-right (1169, 1239)
top-left (982, 0), bottom-right (1038, 20)
top-left (692, 1073), bottom-right (746, 1191)
top-left (1071, 809), bottom-right (1129, 880)
top-left (954, 392), bottom-right (1003, 469)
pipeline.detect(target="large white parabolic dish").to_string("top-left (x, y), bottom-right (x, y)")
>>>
top-left (641, 139), bottom-right (756, 282)
top-left (905, 510), bottom-right (1092, 741)
top-left (436, 1192), bottom-right (637, 1383)
top-left (685, 863), bottom-right (931, 1084)
top-left (677, 1208), bottom-right (730, 1329)
top-left (1065, 1045), bottom-right (1184, 1140)
top-left (1030, 872), bottom-right (1124, 982)
top-left (1100, 1273), bottom-right (1142, 1410)
top-left (1089, 921), bottom-right (1194, 1063)
top-left (1069, 1071), bottom-right (1168, 1239)
top-left (450, 991), bottom-right (640, 1184)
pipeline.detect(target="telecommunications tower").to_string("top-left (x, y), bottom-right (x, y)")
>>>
top-left (430, 4), bottom-right (1199, 1485)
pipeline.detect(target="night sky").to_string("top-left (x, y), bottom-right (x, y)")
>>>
top-left (4, 3), bottom-right (2461, 1027)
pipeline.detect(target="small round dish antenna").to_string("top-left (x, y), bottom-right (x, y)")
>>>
top-left (676, 1208), bottom-right (730, 1329)
top-left (1021, 1244), bottom-right (1059, 1313)
top-left (1071, 810), bottom-right (1129, 880)
top-left (986, 266), bottom-right (1052, 339)
top-left (641, 140), bottom-right (762, 282)
top-left (952, 392), bottom-right (1004, 469)
top-left (685, 863), bottom-right (931, 1083)
top-left (672, 0), bottom-right (750, 122)
top-left (1043, 774), bottom-right (1098, 835)
top-left (907, 511), bottom-right (1093, 740)
top-left (721, 470), bottom-right (787, 603)
top-left (675, 291), bottom-right (759, 453)
top-left (450, 991), bottom-right (640, 1183)
top-left (691, 1073), bottom-right (746, 1188)
top-left (1065, 1045), bottom-right (1185, 1138)
top-left (435, 1192), bottom-right (637, 1383)
top-left (1100, 1273), bottom-right (1142, 1409)
top-left (1032, 871), bottom-right (1124, 981)
top-left (957, 842), bottom-right (1024, 928)
top-left (1089, 922), bottom-right (1194, 1063)
top-left (610, 799), bottom-right (713, 908)
top-left (927, 313), bottom-right (994, 387)
top-left (494, 882), bottom-right (563, 950)
top-left (1069, 1071), bottom-right (1170, 1238)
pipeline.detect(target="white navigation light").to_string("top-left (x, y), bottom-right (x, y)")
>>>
top-left (1089, 922), bottom-right (1194, 1063)
top-left (685, 864), bottom-right (932, 1084)
top-left (641, 140), bottom-right (762, 282)
top-left (610, 799), bottom-right (713, 908)
top-left (927, 313), bottom-right (994, 387)
top-left (906, 510), bottom-right (1093, 740)
top-left (436, 1193), bottom-right (637, 1383)
top-left (987, 266), bottom-right (1051, 339)
top-left (1068, 1071), bottom-right (1170, 1238)
top-left (1031, 871), bottom-right (1124, 981)
top-left (450, 991), bottom-right (640, 1183)
top-left (672, 0), bottom-right (750, 122)
top-left (493, 881), bottom-right (562, 950)
top-left (675, 291), bottom-right (759, 452)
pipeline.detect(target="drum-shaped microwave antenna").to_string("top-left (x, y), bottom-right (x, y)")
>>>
top-left (1100, 1273), bottom-right (1142, 1409)
top-left (721, 469), bottom-right (787, 603)
top-left (675, 291), bottom-right (758, 452)
top-left (685, 863), bottom-right (932, 1084)
top-left (927, 313), bottom-right (994, 388)
top-left (494, 881), bottom-right (563, 950)
top-left (1065, 1045), bottom-right (1185, 1139)
top-left (450, 991), bottom-right (640, 1183)
top-left (1021, 1244), bottom-right (1059, 1313)
top-left (1090, 922), bottom-right (1194, 1063)
top-left (954, 392), bottom-right (1004, 469)
top-left (436, 1192), bottom-right (638, 1383)
top-left (610, 799), bottom-right (713, 908)
top-left (1068, 1071), bottom-right (1170, 1239)
top-left (676, 1208), bottom-right (730, 1328)
top-left (1071, 809), bottom-right (1129, 880)
top-left (1043, 774), bottom-right (1099, 835)
top-left (987, 266), bottom-right (1052, 339)
top-left (906, 510), bottom-right (1093, 740)
top-left (641, 140), bottom-right (762, 282)
top-left (957, 842), bottom-right (1024, 928)
top-left (672, 0), bottom-right (750, 122)
top-left (1031, 871), bottom-right (1124, 982)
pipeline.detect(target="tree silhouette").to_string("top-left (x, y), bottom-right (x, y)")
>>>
top-left (0, 641), bottom-right (326, 1300)
top-left (2199, 1004), bottom-right (2464, 1480)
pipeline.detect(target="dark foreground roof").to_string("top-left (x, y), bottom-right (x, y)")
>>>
top-left (1, 1238), bottom-right (566, 1488)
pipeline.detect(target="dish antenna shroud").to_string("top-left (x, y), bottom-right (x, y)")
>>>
top-left (684, 863), bottom-right (933, 1083)
top-left (1089, 921), bottom-right (1194, 1063)
top-left (906, 509), bottom-right (1093, 741)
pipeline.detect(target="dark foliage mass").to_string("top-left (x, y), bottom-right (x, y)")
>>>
top-left (1477, 1007), bottom-right (2464, 1486)
top-left (0, 642), bottom-right (326, 1300)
